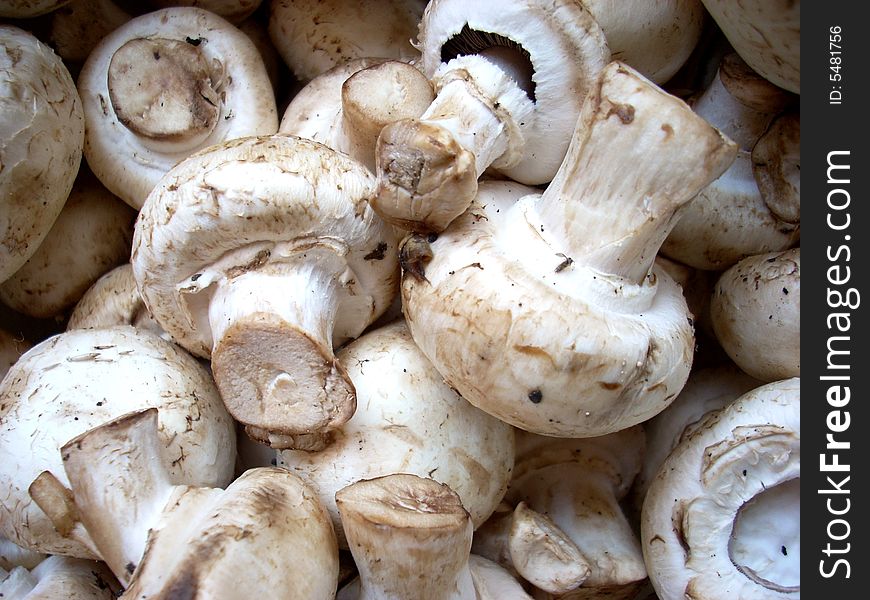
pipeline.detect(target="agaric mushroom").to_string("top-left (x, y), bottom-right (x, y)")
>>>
top-left (660, 53), bottom-right (799, 271)
top-left (78, 7), bottom-right (278, 210)
top-left (400, 62), bottom-right (736, 437)
top-left (335, 474), bottom-right (532, 599)
top-left (268, 0), bottom-right (426, 82)
top-left (710, 247), bottom-right (801, 382)
top-left (0, 328), bottom-right (31, 380)
top-left (0, 538), bottom-right (44, 572)
top-left (654, 255), bottom-right (719, 340)
top-left (66, 264), bottom-right (167, 340)
top-left (48, 0), bottom-right (132, 68)
top-left (0, 326), bottom-right (236, 558)
top-left (131, 135), bottom-right (399, 447)
top-left (58, 408), bottom-right (339, 597)
top-left (700, 0), bottom-right (800, 94)
top-left (372, 0), bottom-right (610, 232)
top-left (642, 377), bottom-right (800, 600)
top-left (631, 364), bottom-right (760, 514)
top-left (279, 58), bottom-right (435, 172)
top-left (0, 169), bottom-right (136, 319)
top-left (0, 556), bottom-right (120, 599)
top-left (277, 320), bottom-right (514, 547)
top-left (503, 427), bottom-right (648, 598)
top-left (0, 25), bottom-right (84, 284)
top-left (0, 1), bottom-right (71, 17)
top-left (147, 0), bottom-right (263, 24)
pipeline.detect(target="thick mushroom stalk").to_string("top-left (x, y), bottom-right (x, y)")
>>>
top-left (60, 409), bottom-right (339, 598)
top-left (371, 0), bottom-right (610, 232)
top-left (401, 62), bottom-right (737, 437)
top-left (336, 474), bottom-right (531, 599)
top-left (78, 7), bottom-right (278, 209)
top-left (132, 135), bottom-right (399, 447)
top-left (642, 378), bottom-right (800, 600)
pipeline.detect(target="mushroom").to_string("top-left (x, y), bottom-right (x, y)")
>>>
top-left (277, 320), bottom-right (514, 547)
top-left (660, 53), bottom-right (799, 271)
top-left (147, 0), bottom-right (263, 24)
top-left (371, 0), bottom-right (610, 232)
top-left (630, 364), bottom-right (760, 514)
top-left (58, 408), bottom-right (339, 597)
top-left (335, 473), bottom-right (532, 599)
top-left (710, 247), bottom-right (800, 382)
top-left (66, 264), bottom-right (167, 340)
top-left (641, 377), bottom-right (800, 600)
top-left (78, 7), bottom-right (278, 209)
top-left (700, 0), bottom-right (799, 93)
top-left (279, 58), bottom-right (435, 172)
top-left (47, 0), bottom-right (132, 69)
top-left (0, 169), bottom-right (136, 319)
top-left (0, 1), bottom-right (71, 18)
top-left (1, 25), bottom-right (84, 284)
top-left (0, 325), bottom-right (236, 558)
top-left (0, 538), bottom-right (44, 572)
top-left (400, 62), bottom-right (736, 437)
top-left (0, 556), bottom-right (120, 599)
top-left (131, 135), bottom-right (399, 446)
top-left (268, 0), bottom-right (426, 82)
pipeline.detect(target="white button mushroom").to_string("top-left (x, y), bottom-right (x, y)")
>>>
top-left (277, 320), bottom-right (514, 547)
top-left (59, 408), bottom-right (339, 598)
top-left (336, 474), bottom-right (532, 599)
top-left (400, 62), bottom-right (737, 437)
top-left (710, 247), bottom-right (801, 382)
top-left (641, 377), bottom-right (800, 600)
top-left (131, 135), bottom-right (399, 447)
top-left (0, 555), bottom-right (120, 599)
top-left (0, 326), bottom-right (236, 559)
top-left (0, 25), bottom-right (84, 284)
top-left (78, 7), bottom-right (278, 209)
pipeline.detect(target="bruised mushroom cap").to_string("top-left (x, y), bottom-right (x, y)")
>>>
top-left (416, 0), bottom-right (610, 186)
top-left (700, 0), bottom-right (799, 93)
top-left (0, 556), bottom-right (119, 599)
top-left (0, 169), bottom-right (136, 319)
top-left (0, 26), bottom-right (84, 284)
top-left (268, 0), bottom-right (425, 82)
top-left (710, 248), bottom-right (800, 382)
top-left (278, 320), bottom-right (514, 548)
top-left (78, 7), bottom-right (278, 210)
top-left (148, 0), bottom-right (263, 24)
top-left (0, 326), bottom-right (236, 558)
top-left (0, 0), bottom-right (71, 17)
top-left (641, 377), bottom-right (800, 600)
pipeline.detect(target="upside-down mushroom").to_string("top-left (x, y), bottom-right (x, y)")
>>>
top-left (132, 135), bottom-right (399, 447)
top-left (0, 326), bottom-right (236, 558)
top-left (642, 377), bottom-right (800, 600)
top-left (400, 62), bottom-right (736, 437)
top-left (78, 7), bottom-right (278, 209)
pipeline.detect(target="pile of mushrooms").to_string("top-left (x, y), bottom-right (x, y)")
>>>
top-left (0, 2), bottom-right (800, 598)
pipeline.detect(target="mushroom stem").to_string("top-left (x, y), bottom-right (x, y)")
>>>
top-left (336, 474), bottom-right (477, 599)
top-left (208, 249), bottom-right (355, 444)
top-left (532, 62), bottom-right (736, 283)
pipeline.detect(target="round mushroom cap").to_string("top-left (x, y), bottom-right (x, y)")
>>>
top-left (268, 0), bottom-right (425, 81)
top-left (416, 0), bottom-right (610, 185)
top-left (0, 326), bottom-right (236, 558)
top-left (78, 7), bottom-right (278, 209)
top-left (710, 248), bottom-right (800, 382)
top-left (642, 377), bottom-right (800, 600)
top-left (0, 0), bottom-right (71, 18)
top-left (278, 320), bottom-right (515, 548)
top-left (1, 25), bottom-right (84, 284)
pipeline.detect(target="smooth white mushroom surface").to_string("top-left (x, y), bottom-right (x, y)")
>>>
top-left (0, 25), bottom-right (85, 284)
top-left (0, 555), bottom-right (120, 599)
top-left (0, 326), bottom-right (236, 559)
top-left (642, 378), bottom-right (800, 600)
top-left (78, 7), bottom-right (278, 209)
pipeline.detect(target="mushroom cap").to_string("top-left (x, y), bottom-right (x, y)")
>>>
top-left (0, 169), bottom-right (136, 319)
top-left (0, 326), bottom-right (236, 558)
top-left (641, 377), bottom-right (800, 600)
top-left (710, 248), bottom-right (800, 382)
top-left (0, 537), bottom-right (44, 571)
top-left (401, 181), bottom-right (694, 437)
top-left (78, 7), bottom-right (278, 209)
top-left (700, 0), bottom-right (800, 93)
top-left (278, 320), bottom-right (515, 548)
top-left (0, 25), bottom-right (84, 284)
top-left (416, 0), bottom-right (610, 185)
top-left (268, 0), bottom-right (425, 81)
top-left (0, 0), bottom-right (71, 18)
top-left (132, 134), bottom-right (398, 359)
top-left (0, 555), bottom-right (120, 599)
top-left (48, 0), bottom-right (132, 66)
